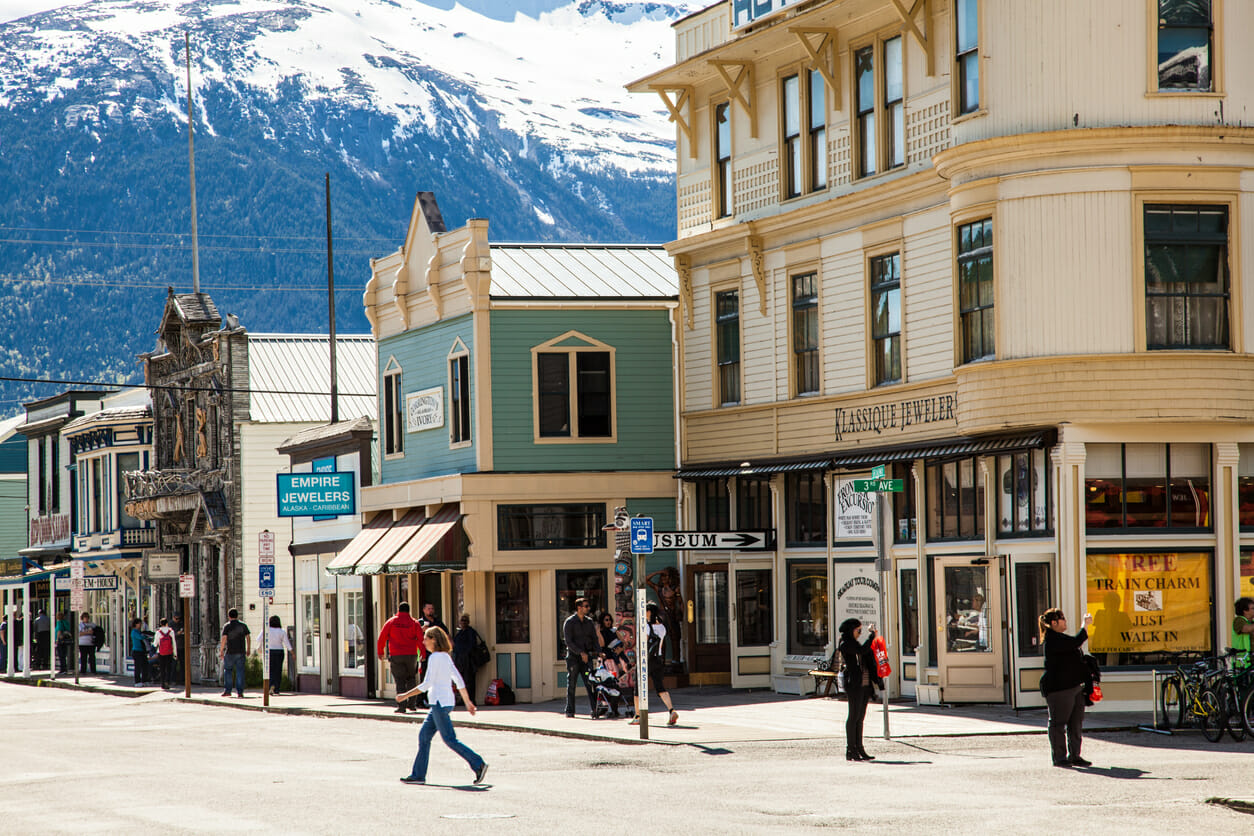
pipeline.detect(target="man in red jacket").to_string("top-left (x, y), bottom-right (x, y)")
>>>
top-left (377, 602), bottom-right (422, 713)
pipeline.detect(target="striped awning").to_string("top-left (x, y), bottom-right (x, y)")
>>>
top-left (379, 504), bottom-right (464, 575)
top-left (675, 455), bottom-right (833, 480)
top-left (829, 430), bottom-right (1056, 469)
top-left (324, 513), bottom-right (393, 575)
top-left (353, 508), bottom-right (427, 575)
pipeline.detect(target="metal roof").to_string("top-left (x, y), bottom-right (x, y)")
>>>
top-left (829, 430), bottom-right (1056, 469)
top-left (62, 405), bottom-right (151, 434)
top-left (488, 244), bottom-right (677, 299)
top-left (247, 334), bottom-right (377, 424)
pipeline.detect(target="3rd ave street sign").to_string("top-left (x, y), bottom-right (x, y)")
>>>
top-left (853, 478), bottom-right (904, 492)
top-left (652, 531), bottom-right (773, 551)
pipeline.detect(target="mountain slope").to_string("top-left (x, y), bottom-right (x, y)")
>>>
top-left (0, 0), bottom-right (687, 413)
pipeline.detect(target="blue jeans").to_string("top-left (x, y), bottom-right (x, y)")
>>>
top-left (223, 653), bottom-right (246, 696)
top-left (409, 703), bottom-right (484, 781)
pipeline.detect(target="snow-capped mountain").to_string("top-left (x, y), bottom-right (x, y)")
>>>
top-left (0, 0), bottom-right (690, 412)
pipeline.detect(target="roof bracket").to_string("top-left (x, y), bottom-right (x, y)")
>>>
top-left (649, 85), bottom-right (697, 159)
top-left (675, 254), bottom-right (693, 329)
top-left (709, 60), bottom-right (757, 139)
top-left (789, 27), bottom-right (840, 110)
top-left (747, 232), bottom-right (766, 315)
top-left (889, 0), bottom-right (934, 77)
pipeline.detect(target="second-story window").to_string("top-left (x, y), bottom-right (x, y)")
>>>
top-left (449, 354), bottom-right (471, 444)
top-left (808, 69), bottom-right (827, 190)
top-left (696, 478), bottom-right (730, 530)
top-left (383, 368), bottom-right (403, 456)
top-left (957, 218), bottom-right (994, 363)
top-left (855, 37), bottom-right (904, 177)
top-left (736, 477), bottom-right (773, 531)
top-left (1157, 0), bottom-right (1213, 91)
top-left (792, 272), bottom-right (819, 395)
top-left (716, 289), bottom-right (741, 406)
top-left (1144, 204), bottom-right (1229, 350)
top-left (956, 0), bottom-right (979, 112)
top-left (782, 74), bottom-right (802, 199)
top-left (715, 102), bottom-right (732, 218)
top-left (537, 350), bottom-right (613, 439)
top-left (870, 252), bottom-right (901, 385)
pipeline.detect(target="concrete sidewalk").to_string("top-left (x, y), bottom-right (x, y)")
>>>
top-left (8, 670), bottom-right (1150, 746)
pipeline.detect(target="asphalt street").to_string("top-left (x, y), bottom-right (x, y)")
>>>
top-left (2, 683), bottom-right (1252, 834)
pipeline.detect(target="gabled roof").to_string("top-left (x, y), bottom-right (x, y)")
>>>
top-left (247, 334), bottom-right (377, 424)
top-left (488, 244), bottom-right (677, 299)
top-left (159, 290), bottom-right (221, 333)
top-left (62, 405), bottom-right (151, 435)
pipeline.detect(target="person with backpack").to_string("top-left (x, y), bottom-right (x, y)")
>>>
top-left (153, 617), bottom-right (178, 690)
top-left (78, 613), bottom-right (98, 674)
top-left (629, 603), bottom-right (678, 727)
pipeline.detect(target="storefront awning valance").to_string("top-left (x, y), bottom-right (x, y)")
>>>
top-left (351, 508), bottom-right (427, 576)
top-left (378, 504), bottom-right (464, 575)
top-left (325, 513), bottom-right (393, 575)
top-left (829, 430), bottom-right (1056, 469)
top-left (0, 564), bottom-right (69, 589)
top-left (675, 455), bottom-right (833, 480)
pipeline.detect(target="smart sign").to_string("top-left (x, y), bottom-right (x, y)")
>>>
top-left (276, 471), bottom-right (356, 517)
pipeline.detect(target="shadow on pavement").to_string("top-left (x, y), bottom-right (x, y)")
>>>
top-left (1072, 765), bottom-right (1158, 780)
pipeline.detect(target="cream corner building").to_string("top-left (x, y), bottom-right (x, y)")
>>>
top-left (629, 0), bottom-right (1254, 708)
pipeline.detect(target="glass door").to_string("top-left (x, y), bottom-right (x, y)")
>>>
top-left (686, 564), bottom-right (730, 681)
top-left (933, 555), bottom-right (1005, 702)
top-left (1008, 555), bottom-right (1053, 708)
top-left (897, 561), bottom-right (920, 698)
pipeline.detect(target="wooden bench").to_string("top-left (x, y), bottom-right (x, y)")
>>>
top-left (808, 669), bottom-right (840, 698)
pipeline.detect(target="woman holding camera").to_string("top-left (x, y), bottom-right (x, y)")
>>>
top-left (837, 617), bottom-right (881, 762)
top-left (1039, 608), bottom-right (1093, 767)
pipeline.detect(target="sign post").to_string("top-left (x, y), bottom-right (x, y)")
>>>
top-left (70, 559), bottom-right (85, 684)
top-left (259, 530), bottom-right (275, 707)
top-left (629, 516), bottom-right (654, 740)
top-left (179, 573), bottom-right (195, 697)
top-left (854, 476), bottom-right (902, 740)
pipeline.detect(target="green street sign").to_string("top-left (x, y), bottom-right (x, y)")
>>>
top-left (853, 478), bottom-right (904, 493)
top-left (870, 465), bottom-right (887, 479)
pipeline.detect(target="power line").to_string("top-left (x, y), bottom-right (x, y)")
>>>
top-left (0, 224), bottom-right (396, 244)
top-left (0, 236), bottom-right (385, 256)
top-left (0, 274), bottom-right (368, 292)
top-left (0, 374), bottom-right (375, 399)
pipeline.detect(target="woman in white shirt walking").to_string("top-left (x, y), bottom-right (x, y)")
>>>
top-left (397, 626), bottom-right (488, 786)
top-left (267, 615), bottom-right (294, 695)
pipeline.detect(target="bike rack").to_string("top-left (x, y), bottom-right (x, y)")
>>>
top-left (1137, 667), bottom-right (1172, 735)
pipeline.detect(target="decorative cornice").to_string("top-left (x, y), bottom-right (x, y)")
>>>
top-left (425, 251), bottom-right (443, 320)
top-left (674, 253), bottom-right (693, 329)
top-left (746, 231), bottom-right (766, 316)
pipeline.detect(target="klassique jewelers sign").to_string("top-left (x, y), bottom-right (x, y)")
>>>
top-left (834, 392), bottom-right (957, 441)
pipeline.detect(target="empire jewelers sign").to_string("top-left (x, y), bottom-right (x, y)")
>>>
top-left (834, 392), bottom-right (957, 441)
top-left (276, 471), bottom-right (356, 517)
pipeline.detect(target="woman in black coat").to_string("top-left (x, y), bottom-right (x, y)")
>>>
top-left (1039, 608), bottom-right (1094, 767)
top-left (837, 617), bottom-right (882, 761)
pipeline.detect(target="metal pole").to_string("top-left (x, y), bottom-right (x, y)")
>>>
top-left (875, 492), bottom-right (891, 740)
top-left (636, 576), bottom-right (648, 740)
top-left (183, 594), bottom-right (191, 698)
top-left (325, 173), bottom-right (338, 424)
top-left (262, 596), bottom-right (270, 708)
top-left (184, 33), bottom-right (200, 294)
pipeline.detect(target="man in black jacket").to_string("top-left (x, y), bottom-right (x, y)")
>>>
top-left (562, 598), bottom-right (598, 718)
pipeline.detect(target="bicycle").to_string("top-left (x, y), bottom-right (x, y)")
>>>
top-left (1197, 650), bottom-right (1246, 743)
top-left (1158, 655), bottom-right (1230, 741)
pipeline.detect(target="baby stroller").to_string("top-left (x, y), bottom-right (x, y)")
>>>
top-left (590, 654), bottom-right (626, 719)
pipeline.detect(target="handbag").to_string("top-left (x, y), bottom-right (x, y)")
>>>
top-left (471, 637), bottom-right (490, 668)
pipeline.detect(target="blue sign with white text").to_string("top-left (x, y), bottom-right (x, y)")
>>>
top-left (259, 564), bottom-right (275, 590)
top-left (630, 517), bottom-right (654, 555)
top-left (276, 471), bottom-right (356, 517)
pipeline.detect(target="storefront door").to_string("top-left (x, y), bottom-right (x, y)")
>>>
top-left (897, 560), bottom-right (921, 699)
top-left (1007, 555), bottom-right (1053, 708)
top-left (933, 555), bottom-right (1005, 702)
top-left (686, 564), bottom-right (730, 682)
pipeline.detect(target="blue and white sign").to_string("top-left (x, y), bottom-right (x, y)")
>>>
top-left (630, 517), bottom-right (654, 555)
top-left (259, 564), bottom-right (275, 597)
top-left (276, 471), bottom-right (356, 517)
top-left (731, 0), bottom-right (799, 31)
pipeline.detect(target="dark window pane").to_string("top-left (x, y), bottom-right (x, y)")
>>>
top-left (736, 569), bottom-right (773, 646)
top-left (899, 568), bottom-right (920, 656)
top-left (537, 353), bottom-right (570, 437)
top-left (495, 572), bottom-right (530, 644)
top-left (1015, 563), bottom-right (1051, 656)
top-left (786, 471), bottom-right (827, 545)
top-left (499, 504), bottom-right (606, 550)
top-left (788, 562), bottom-right (828, 653)
top-left (575, 352), bottom-right (612, 437)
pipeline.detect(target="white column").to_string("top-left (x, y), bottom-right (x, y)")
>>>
top-left (4, 589), bottom-right (12, 677)
top-left (22, 583), bottom-right (31, 675)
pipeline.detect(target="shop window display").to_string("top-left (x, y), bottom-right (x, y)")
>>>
top-left (997, 449), bottom-right (1051, 536)
top-left (556, 570), bottom-right (605, 656)
top-left (735, 569), bottom-right (772, 646)
top-left (925, 457), bottom-right (984, 541)
top-left (495, 572), bottom-right (530, 644)
top-left (1085, 443), bottom-right (1210, 531)
top-left (788, 562), bottom-right (828, 654)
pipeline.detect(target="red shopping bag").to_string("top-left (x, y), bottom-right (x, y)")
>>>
top-left (871, 634), bottom-right (892, 678)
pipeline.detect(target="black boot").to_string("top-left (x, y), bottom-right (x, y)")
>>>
top-left (846, 749), bottom-right (859, 761)
top-left (857, 749), bottom-right (875, 760)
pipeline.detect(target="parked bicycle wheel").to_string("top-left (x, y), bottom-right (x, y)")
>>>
top-left (1159, 675), bottom-right (1184, 729)
top-left (1218, 681), bottom-right (1245, 743)
top-left (1200, 688), bottom-right (1226, 743)
top-left (1241, 683), bottom-right (1254, 740)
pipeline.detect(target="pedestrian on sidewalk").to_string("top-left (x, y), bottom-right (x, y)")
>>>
top-left (77, 613), bottom-right (97, 674)
top-left (267, 615), bottom-right (294, 695)
top-left (451, 614), bottom-right (485, 705)
top-left (33, 609), bottom-right (51, 671)
top-left (629, 603), bottom-right (678, 727)
top-left (837, 618), bottom-right (882, 761)
top-left (218, 608), bottom-right (251, 698)
top-left (153, 617), bottom-right (177, 690)
top-left (1039, 608), bottom-right (1093, 767)
top-left (562, 597), bottom-right (598, 718)
top-left (397, 626), bottom-right (488, 787)
top-left (378, 602), bottom-right (422, 713)
top-left (55, 610), bottom-right (72, 674)
top-left (129, 618), bottom-right (151, 686)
